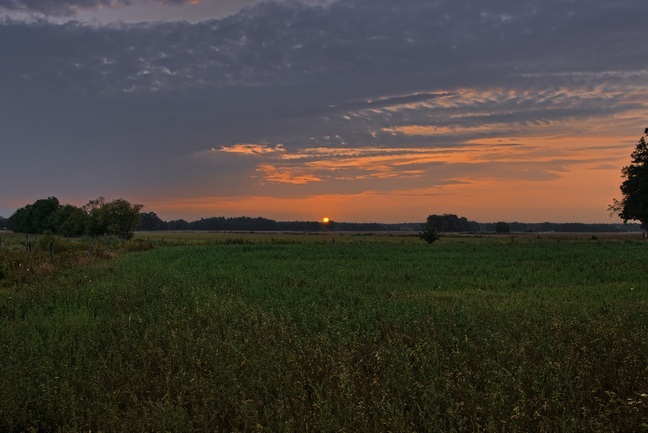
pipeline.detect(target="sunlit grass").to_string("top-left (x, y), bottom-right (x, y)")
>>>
top-left (0, 234), bottom-right (647, 432)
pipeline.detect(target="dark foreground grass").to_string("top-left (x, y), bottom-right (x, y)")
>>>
top-left (1, 235), bottom-right (647, 432)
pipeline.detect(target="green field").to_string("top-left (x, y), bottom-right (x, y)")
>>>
top-left (1, 232), bottom-right (647, 432)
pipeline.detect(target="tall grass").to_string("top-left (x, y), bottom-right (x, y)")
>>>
top-left (1, 235), bottom-right (647, 432)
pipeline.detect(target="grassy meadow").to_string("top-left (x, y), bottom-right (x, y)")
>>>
top-left (0, 231), bottom-right (647, 432)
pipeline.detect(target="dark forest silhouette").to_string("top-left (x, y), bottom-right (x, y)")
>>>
top-left (135, 212), bottom-right (640, 234)
top-left (1, 202), bottom-right (641, 235)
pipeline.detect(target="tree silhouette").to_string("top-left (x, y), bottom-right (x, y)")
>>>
top-left (418, 219), bottom-right (441, 245)
top-left (610, 128), bottom-right (648, 232)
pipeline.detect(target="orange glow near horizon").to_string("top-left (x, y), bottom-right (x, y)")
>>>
top-left (134, 127), bottom-right (637, 224)
top-left (98, 86), bottom-right (648, 225)
top-left (142, 165), bottom-right (623, 224)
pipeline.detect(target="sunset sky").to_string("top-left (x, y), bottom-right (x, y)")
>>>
top-left (1, 0), bottom-right (647, 223)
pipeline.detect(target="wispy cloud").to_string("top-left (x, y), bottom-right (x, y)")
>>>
top-left (218, 143), bottom-right (286, 156)
top-left (0, 0), bottom-right (200, 16)
top-left (206, 133), bottom-right (620, 193)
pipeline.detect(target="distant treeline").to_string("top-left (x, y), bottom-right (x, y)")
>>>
top-left (135, 212), bottom-right (641, 233)
top-left (1, 205), bottom-right (642, 234)
top-left (479, 221), bottom-right (641, 233)
top-left (136, 212), bottom-right (422, 232)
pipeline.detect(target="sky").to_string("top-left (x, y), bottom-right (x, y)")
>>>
top-left (1, 0), bottom-right (647, 224)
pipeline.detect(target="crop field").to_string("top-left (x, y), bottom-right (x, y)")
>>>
top-left (0, 232), bottom-right (647, 432)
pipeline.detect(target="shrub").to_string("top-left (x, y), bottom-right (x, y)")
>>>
top-left (419, 227), bottom-right (441, 244)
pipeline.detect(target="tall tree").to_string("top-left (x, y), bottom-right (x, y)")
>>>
top-left (610, 128), bottom-right (648, 230)
top-left (84, 197), bottom-right (143, 238)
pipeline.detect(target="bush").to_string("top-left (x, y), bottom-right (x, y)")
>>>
top-left (419, 227), bottom-right (441, 244)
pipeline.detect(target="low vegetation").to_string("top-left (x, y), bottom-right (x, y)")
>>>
top-left (0, 232), bottom-right (647, 432)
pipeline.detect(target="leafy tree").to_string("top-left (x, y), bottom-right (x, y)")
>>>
top-left (84, 197), bottom-right (143, 238)
top-left (610, 128), bottom-right (648, 228)
top-left (30, 197), bottom-right (61, 233)
top-left (0, 216), bottom-right (7, 230)
top-left (7, 205), bottom-right (31, 233)
top-left (83, 197), bottom-right (108, 236)
top-left (425, 214), bottom-right (450, 232)
top-left (424, 214), bottom-right (479, 232)
top-left (52, 204), bottom-right (89, 237)
top-left (103, 199), bottom-right (143, 238)
top-left (7, 197), bottom-right (61, 234)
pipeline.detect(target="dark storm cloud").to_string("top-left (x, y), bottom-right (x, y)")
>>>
top-left (0, 0), bottom-right (197, 16)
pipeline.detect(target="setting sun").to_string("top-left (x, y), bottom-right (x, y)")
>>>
top-left (323, 217), bottom-right (330, 223)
